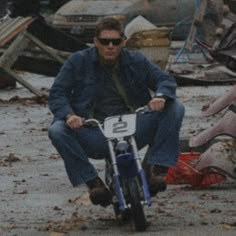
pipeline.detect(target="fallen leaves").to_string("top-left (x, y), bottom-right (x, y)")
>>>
top-left (0, 94), bottom-right (48, 105)
top-left (49, 232), bottom-right (65, 236)
top-left (0, 225), bottom-right (16, 231)
top-left (4, 153), bottom-right (21, 162)
top-left (13, 190), bottom-right (28, 195)
top-left (0, 153), bottom-right (20, 167)
top-left (199, 193), bottom-right (219, 200)
top-left (222, 222), bottom-right (236, 230)
top-left (68, 192), bottom-right (91, 206)
top-left (37, 212), bottom-right (86, 233)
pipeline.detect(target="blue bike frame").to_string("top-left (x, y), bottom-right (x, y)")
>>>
top-left (107, 136), bottom-right (151, 210)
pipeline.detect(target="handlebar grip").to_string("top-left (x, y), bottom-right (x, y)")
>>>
top-left (83, 118), bottom-right (100, 128)
top-left (135, 105), bottom-right (151, 113)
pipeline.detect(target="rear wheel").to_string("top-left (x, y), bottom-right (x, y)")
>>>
top-left (126, 178), bottom-right (147, 231)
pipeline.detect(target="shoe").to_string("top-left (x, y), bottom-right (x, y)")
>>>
top-left (86, 177), bottom-right (112, 207)
top-left (143, 162), bottom-right (168, 197)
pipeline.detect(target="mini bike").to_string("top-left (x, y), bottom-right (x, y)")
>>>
top-left (84, 106), bottom-right (151, 231)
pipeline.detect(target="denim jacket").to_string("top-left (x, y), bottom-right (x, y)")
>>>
top-left (48, 47), bottom-right (177, 121)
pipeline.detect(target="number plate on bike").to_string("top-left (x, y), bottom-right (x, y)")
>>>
top-left (103, 114), bottom-right (136, 138)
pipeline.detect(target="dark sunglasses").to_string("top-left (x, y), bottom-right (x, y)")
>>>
top-left (97, 37), bottom-right (123, 46)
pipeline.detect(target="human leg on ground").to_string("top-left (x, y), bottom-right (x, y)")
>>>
top-left (48, 120), bottom-right (112, 206)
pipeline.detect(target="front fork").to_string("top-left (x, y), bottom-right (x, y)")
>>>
top-left (107, 137), bottom-right (151, 211)
top-left (130, 136), bottom-right (151, 206)
top-left (107, 140), bottom-right (127, 210)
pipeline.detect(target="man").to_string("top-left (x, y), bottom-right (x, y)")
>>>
top-left (48, 18), bottom-right (185, 207)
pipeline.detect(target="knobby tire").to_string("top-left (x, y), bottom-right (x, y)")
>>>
top-left (126, 177), bottom-right (147, 231)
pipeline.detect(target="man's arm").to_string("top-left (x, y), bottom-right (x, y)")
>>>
top-left (48, 54), bottom-right (79, 120)
top-left (144, 57), bottom-right (177, 100)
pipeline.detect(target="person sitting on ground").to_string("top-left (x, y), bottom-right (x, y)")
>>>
top-left (48, 17), bottom-right (185, 207)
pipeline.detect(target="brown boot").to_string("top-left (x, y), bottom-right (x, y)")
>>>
top-left (143, 163), bottom-right (168, 197)
top-left (86, 177), bottom-right (112, 207)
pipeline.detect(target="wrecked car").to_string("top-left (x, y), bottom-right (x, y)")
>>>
top-left (50, 0), bottom-right (198, 42)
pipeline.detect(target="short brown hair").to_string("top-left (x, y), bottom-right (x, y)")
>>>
top-left (95, 17), bottom-right (124, 38)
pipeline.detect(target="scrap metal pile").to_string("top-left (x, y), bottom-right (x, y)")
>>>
top-left (167, 86), bottom-right (236, 188)
top-left (165, 1), bottom-right (236, 188)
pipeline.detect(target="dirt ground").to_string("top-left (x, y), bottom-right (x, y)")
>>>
top-left (0, 73), bottom-right (235, 236)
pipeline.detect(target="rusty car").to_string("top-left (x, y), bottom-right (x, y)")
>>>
top-left (50, 0), bottom-right (199, 42)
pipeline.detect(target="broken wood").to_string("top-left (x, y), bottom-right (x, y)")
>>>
top-left (0, 16), bottom-right (34, 46)
top-left (1, 67), bottom-right (42, 97)
top-left (185, 0), bottom-right (208, 51)
top-left (0, 30), bottom-right (29, 68)
top-left (0, 16), bottom-right (65, 96)
top-left (24, 31), bottom-right (65, 64)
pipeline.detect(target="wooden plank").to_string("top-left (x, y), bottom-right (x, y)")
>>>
top-left (24, 31), bottom-right (65, 64)
top-left (185, 0), bottom-right (208, 51)
top-left (0, 17), bottom-right (21, 35)
top-left (0, 31), bottom-right (29, 68)
top-left (0, 29), bottom-right (42, 96)
top-left (0, 17), bottom-right (34, 46)
top-left (0, 17), bottom-right (26, 34)
top-left (0, 18), bottom-right (63, 97)
top-left (1, 67), bottom-right (42, 97)
top-left (194, 0), bottom-right (208, 25)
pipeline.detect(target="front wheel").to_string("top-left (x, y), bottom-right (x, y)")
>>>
top-left (126, 178), bottom-right (147, 231)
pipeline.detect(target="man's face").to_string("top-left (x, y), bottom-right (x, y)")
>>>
top-left (94, 30), bottom-right (125, 64)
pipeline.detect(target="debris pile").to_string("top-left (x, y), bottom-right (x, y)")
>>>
top-left (125, 16), bottom-right (171, 69)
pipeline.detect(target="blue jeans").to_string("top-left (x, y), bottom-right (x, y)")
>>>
top-left (48, 100), bottom-right (185, 186)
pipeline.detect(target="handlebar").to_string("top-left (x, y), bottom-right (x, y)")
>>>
top-left (83, 105), bottom-right (151, 128)
top-left (135, 105), bottom-right (151, 113)
top-left (83, 118), bottom-right (103, 128)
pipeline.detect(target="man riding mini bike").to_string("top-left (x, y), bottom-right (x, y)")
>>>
top-left (48, 17), bottom-right (185, 230)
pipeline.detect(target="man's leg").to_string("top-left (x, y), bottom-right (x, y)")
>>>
top-left (135, 100), bottom-right (185, 195)
top-left (48, 120), bottom-right (112, 206)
